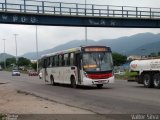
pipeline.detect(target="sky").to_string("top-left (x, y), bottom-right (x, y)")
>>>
top-left (0, 0), bottom-right (160, 56)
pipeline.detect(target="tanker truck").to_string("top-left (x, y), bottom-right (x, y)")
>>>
top-left (130, 59), bottom-right (160, 88)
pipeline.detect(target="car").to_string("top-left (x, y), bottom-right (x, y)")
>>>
top-left (12, 70), bottom-right (20, 76)
top-left (28, 70), bottom-right (38, 76)
top-left (114, 71), bottom-right (125, 75)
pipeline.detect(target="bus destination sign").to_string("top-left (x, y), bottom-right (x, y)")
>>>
top-left (84, 47), bottom-right (107, 52)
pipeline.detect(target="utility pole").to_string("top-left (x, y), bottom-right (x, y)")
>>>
top-left (36, 25), bottom-right (39, 73)
top-left (14, 34), bottom-right (18, 66)
top-left (85, 0), bottom-right (88, 45)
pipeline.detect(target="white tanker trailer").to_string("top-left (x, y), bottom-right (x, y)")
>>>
top-left (130, 59), bottom-right (160, 88)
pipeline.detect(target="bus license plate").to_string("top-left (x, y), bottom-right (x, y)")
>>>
top-left (98, 80), bottom-right (105, 83)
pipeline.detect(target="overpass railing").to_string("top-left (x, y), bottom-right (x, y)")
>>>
top-left (0, 0), bottom-right (160, 19)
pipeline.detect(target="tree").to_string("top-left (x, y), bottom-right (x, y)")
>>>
top-left (112, 52), bottom-right (127, 66)
top-left (17, 57), bottom-right (31, 66)
top-left (0, 62), bottom-right (4, 68)
top-left (31, 62), bottom-right (37, 71)
top-left (149, 52), bottom-right (157, 57)
top-left (6, 57), bottom-right (16, 67)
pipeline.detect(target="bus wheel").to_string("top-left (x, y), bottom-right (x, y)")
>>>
top-left (50, 76), bottom-right (54, 86)
top-left (71, 77), bottom-right (77, 88)
top-left (153, 73), bottom-right (160, 89)
top-left (97, 84), bottom-right (103, 89)
top-left (143, 73), bottom-right (152, 88)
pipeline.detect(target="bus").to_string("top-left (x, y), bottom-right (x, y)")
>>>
top-left (40, 46), bottom-right (114, 88)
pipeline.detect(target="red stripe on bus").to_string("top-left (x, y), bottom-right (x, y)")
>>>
top-left (87, 73), bottom-right (112, 79)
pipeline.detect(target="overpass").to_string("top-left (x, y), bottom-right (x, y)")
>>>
top-left (0, 0), bottom-right (160, 28)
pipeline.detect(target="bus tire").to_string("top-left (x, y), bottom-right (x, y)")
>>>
top-left (153, 73), bottom-right (160, 89)
top-left (71, 76), bottom-right (77, 88)
top-left (50, 75), bottom-right (54, 86)
top-left (97, 84), bottom-right (103, 89)
top-left (143, 73), bottom-right (152, 88)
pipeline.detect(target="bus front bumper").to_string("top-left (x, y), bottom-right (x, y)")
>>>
top-left (80, 76), bottom-right (114, 86)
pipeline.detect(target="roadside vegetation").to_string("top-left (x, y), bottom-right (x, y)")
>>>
top-left (112, 52), bottom-right (127, 66)
top-left (0, 57), bottom-right (37, 72)
top-left (115, 71), bottom-right (137, 80)
top-left (0, 52), bottom-right (136, 80)
top-left (0, 114), bottom-right (7, 120)
top-left (112, 52), bottom-right (137, 80)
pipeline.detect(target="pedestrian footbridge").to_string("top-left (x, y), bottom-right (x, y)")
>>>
top-left (0, 0), bottom-right (160, 28)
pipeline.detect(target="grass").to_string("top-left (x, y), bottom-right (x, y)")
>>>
top-left (115, 71), bottom-right (137, 80)
top-left (125, 71), bottom-right (138, 77)
top-left (0, 113), bottom-right (7, 120)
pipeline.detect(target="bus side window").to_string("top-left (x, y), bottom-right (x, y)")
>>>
top-left (67, 53), bottom-right (70, 66)
top-left (49, 57), bottom-right (53, 67)
top-left (64, 54), bottom-right (68, 66)
top-left (47, 57), bottom-right (50, 67)
top-left (55, 55), bottom-right (58, 66)
top-left (49, 57), bottom-right (52, 67)
top-left (70, 53), bottom-right (74, 66)
top-left (61, 54), bottom-right (65, 66)
top-left (59, 55), bottom-right (62, 66)
top-left (52, 56), bottom-right (55, 66)
top-left (58, 54), bottom-right (64, 66)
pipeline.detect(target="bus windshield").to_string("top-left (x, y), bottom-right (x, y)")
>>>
top-left (82, 52), bottom-right (113, 72)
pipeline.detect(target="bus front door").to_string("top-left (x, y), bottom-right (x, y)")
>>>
top-left (75, 53), bottom-right (82, 84)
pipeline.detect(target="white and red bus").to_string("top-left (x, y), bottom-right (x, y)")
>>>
top-left (40, 46), bottom-right (114, 88)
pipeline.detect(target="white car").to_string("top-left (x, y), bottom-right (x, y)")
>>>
top-left (114, 71), bottom-right (125, 75)
top-left (12, 70), bottom-right (20, 76)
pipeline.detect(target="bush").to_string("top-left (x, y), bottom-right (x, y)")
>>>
top-left (115, 71), bottom-right (137, 80)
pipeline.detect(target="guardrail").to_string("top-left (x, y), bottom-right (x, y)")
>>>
top-left (0, 0), bottom-right (160, 19)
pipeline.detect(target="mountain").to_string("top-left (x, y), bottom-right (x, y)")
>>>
top-left (98, 32), bottom-right (160, 54)
top-left (128, 41), bottom-right (160, 55)
top-left (22, 40), bottom-right (96, 60)
top-left (21, 32), bottom-right (160, 60)
top-left (0, 53), bottom-right (14, 62)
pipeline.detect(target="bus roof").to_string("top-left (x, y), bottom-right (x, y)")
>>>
top-left (41, 45), bottom-right (110, 59)
top-left (41, 47), bottom-right (81, 59)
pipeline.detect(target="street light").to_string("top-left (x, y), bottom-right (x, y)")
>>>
top-left (36, 25), bottom-right (39, 72)
top-left (2, 39), bottom-right (6, 69)
top-left (14, 34), bottom-right (18, 66)
top-left (85, 0), bottom-right (88, 45)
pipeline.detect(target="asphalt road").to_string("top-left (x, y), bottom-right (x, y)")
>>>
top-left (0, 71), bottom-right (160, 114)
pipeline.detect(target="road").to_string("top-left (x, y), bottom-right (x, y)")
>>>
top-left (0, 71), bottom-right (160, 114)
